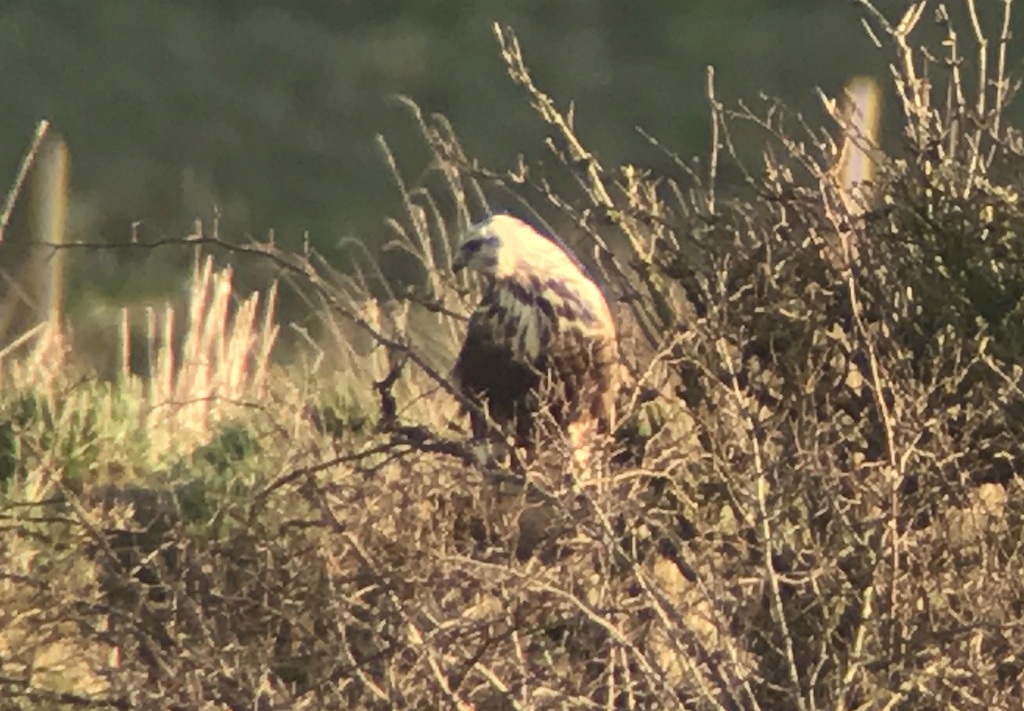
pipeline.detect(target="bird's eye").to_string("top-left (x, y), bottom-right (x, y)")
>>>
top-left (463, 239), bottom-right (483, 254)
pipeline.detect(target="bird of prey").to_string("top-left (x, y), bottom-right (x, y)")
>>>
top-left (451, 213), bottom-right (618, 462)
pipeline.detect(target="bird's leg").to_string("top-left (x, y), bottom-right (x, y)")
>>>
top-left (567, 418), bottom-right (605, 488)
top-left (511, 408), bottom-right (538, 473)
top-left (468, 409), bottom-right (499, 468)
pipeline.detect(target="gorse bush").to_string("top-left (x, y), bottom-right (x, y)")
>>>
top-left (4, 3), bottom-right (1024, 709)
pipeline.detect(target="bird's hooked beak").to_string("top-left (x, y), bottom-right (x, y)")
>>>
top-left (452, 229), bottom-right (479, 273)
top-left (453, 224), bottom-right (489, 274)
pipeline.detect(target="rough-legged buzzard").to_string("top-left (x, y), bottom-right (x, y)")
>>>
top-left (452, 214), bottom-right (618, 457)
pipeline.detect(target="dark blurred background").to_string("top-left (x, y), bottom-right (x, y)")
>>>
top-left (1, 1), bottom-right (1017, 305)
top-left (2, 2), bottom-right (906, 243)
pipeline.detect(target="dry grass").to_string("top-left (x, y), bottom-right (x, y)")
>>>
top-left (129, 254), bottom-right (279, 460)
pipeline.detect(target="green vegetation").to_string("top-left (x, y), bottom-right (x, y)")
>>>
top-left (4, 4), bottom-right (1024, 708)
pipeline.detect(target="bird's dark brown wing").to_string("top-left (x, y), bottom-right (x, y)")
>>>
top-left (544, 326), bottom-right (618, 433)
top-left (453, 302), bottom-right (540, 443)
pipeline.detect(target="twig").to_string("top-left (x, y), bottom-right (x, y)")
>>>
top-left (706, 65), bottom-right (720, 215)
top-left (0, 120), bottom-right (50, 248)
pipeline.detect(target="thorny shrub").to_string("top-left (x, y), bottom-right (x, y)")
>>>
top-left (4, 3), bottom-right (1024, 709)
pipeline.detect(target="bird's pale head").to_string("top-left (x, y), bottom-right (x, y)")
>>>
top-left (453, 213), bottom-right (587, 281)
top-left (452, 233), bottom-right (502, 276)
top-left (452, 215), bottom-right (517, 278)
